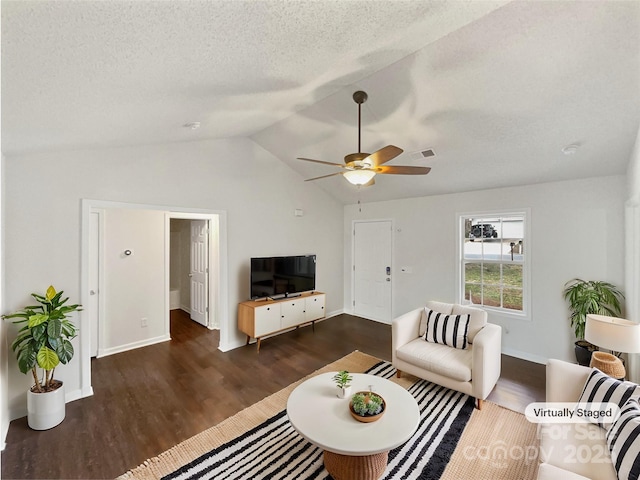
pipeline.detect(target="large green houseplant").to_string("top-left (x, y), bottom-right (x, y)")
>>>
top-left (563, 278), bottom-right (624, 366)
top-left (3, 285), bottom-right (82, 429)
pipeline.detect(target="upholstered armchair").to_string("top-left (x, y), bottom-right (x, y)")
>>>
top-left (392, 301), bottom-right (502, 409)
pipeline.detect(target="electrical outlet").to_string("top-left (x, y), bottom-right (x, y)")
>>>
top-left (141, 317), bottom-right (148, 327)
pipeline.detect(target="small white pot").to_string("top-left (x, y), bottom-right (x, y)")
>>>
top-left (27, 382), bottom-right (66, 430)
top-left (337, 385), bottom-right (352, 399)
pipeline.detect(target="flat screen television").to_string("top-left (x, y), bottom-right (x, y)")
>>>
top-left (250, 255), bottom-right (316, 299)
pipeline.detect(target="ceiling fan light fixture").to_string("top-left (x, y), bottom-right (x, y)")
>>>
top-left (343, 169), bottom-right (376, 185)
top-left (298, 90), bottom-right (432, 184)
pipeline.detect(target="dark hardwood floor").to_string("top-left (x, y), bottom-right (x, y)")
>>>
top-left (1, 310), bottom-right (545, 479)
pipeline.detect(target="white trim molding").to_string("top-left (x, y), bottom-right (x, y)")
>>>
top-left (626, 203), bottom-right (640, 383)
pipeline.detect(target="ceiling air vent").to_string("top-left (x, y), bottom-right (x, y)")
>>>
top-left (409, 149), bottom-right (435, 162)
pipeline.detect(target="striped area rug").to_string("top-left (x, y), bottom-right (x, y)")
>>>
top-left (162, 361), bottom-right (474, 480)
top-left (120, 351), bottom-right (538, 480)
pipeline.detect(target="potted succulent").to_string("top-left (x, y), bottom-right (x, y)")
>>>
top-left (563, 278), bottom-right (624, 366)
top-left (349, 391), bottom-right (385, 423)
top-left (3, 285), bottom-right (82, 430)
top-left (332, 370), bottom-right (353, 399)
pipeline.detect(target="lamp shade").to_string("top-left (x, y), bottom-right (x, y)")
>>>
top-left (343, 169), bottom-right (375, 185)
top-left (585, 314), bottom-right (640, 353)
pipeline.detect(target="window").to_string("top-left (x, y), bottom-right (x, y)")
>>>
top-left (459, 212), bottom-right (528, 316)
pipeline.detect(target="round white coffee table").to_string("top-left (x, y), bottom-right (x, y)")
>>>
top-left (286, 372), bottom-right (420, 480)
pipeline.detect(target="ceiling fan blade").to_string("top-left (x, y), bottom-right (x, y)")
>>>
top-left (304, 171), bottom-right (344, 182)
top-left (365, 145), bottom-right (403, 167)
top-left (375, 165), bottom-right (432, 175)
top-left (297, 157), bottom-right (344, 167)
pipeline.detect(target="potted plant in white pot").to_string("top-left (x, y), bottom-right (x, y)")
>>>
top-left (563, 278), bottom-right (624, 366)
top-left (332, 370), bottom-right (353, 398)
top-left (3, 285), bottom-right (81, 430)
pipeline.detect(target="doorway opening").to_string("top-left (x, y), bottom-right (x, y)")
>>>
top-left (169, 217), bottom-right (217, 343)
top-left (81, 200), bottom-right (229, 400)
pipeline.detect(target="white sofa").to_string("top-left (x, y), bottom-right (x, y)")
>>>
top-left (391, 301), bottom-right (502, 409)
top-left (538, 360), bottom-right (617, 480)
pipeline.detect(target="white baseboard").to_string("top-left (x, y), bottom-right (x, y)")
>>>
top-left (338, 309), bottom-right (391, 325)
top-left (8, 404), bottom-right (26, 424)
top-left (501, 346), bottom-right (548, 365)
top-left (97, 334), bottom-right (171, 358)
top-left (1, 418), bottom-right (7, 451)
top-left (65, 385), bottom-right (94, 404)
top-left (218, 339), bottom-right (245, 352)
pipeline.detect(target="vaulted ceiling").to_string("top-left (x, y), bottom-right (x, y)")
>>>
top-left (3, 0), bottom-right (639, 204)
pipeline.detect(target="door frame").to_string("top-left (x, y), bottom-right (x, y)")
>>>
top-left (89, 208), bottom-right (105, 358)
top-left (80, 200), bottom-right (229, 399)
top-left (166, 213), bottom-right (218, 330)
top-left (350, 218), bottom-right (394, 323)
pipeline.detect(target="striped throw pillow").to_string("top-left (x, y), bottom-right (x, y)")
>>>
top-left (607, 397), bottom-right (640, 480)
top-left (423, 308), bottom-right (470, 350)
top-left (577, 368), bottom-right (640, 429)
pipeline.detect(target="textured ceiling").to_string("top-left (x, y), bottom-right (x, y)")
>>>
top-left (2, 0), bottom-right (640, 204)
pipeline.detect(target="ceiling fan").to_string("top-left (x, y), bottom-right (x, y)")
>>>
top-left (297, 90), bottom-right (432, 186)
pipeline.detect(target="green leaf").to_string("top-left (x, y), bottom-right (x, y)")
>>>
top-left (17, 349), bottom-right (37, 374)
top-left (47, 317), bottom-right (62, 338)
top-left (3, 311), bottom-right (32, 320)
top-left (57, 340), bottom-right (74, 364)
top-left (60, 304), bottom-right (82, 314)
top-left (32, 324), bottom-right (47, 342)
top-left (60, 320), bottom-right (78, 338)
top-left (27, 313), bottom-right (49, 328)
top-left (36, 346), bottom-right (59, 371)
top-left (11, 331), bottom-right (34, 351)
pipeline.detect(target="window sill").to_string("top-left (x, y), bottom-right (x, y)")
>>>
top-left (482, 306), bottom-right (531, 322)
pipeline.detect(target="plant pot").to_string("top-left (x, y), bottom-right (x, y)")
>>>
top-left (349, 392), bottom-right (386, 423)
top-left (337, 385), bottom-right (352, 399)
top-left (27, 381), bottom-right (65, 430)
top-left (575, 341), bottom-right (598, 367)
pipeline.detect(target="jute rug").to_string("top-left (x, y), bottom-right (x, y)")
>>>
top-left (119, 351), bottom-right (538, 480)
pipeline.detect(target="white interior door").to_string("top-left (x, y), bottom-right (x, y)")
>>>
top-left (88, 210), bottom-right (102, 357)
top-left (353, 220), bottom-right (393, 323)
top-left (190, 220), bottom-right (209, 326)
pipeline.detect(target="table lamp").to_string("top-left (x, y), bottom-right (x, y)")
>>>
top-left (585, 314), bottom-right (640, 379)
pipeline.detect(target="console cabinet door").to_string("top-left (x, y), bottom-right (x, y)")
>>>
top-left (305, 294), bottom-right (325, 321)
top-left (254, 304), bottom-right (281, 336)
top-left (281, 300), bottom-right (305, 329)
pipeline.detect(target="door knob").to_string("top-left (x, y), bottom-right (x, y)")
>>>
top-left (90, 290), bottom-right (96, 295)
top-left (188, 273), bottom-right (194, 277)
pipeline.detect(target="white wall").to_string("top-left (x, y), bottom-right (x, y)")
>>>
top-left (0, 11), bottom-right (8, 443)
top-left (3, 138), bottom-right (344, 421)
top-left (1, 154), bottom-right (7, 449)
top-left (169, 220), bottom-right (182, 290)
top-left (100, 209), bottom-right (167, 355)
top-left (626, 125), bottom-right (640, 382)
top-left (344, 175), bottom-right (626, 364)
